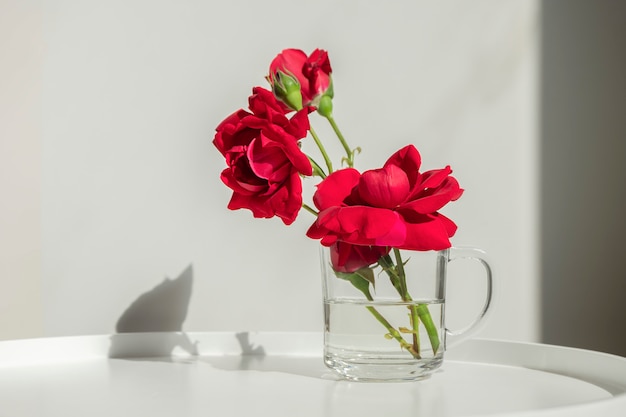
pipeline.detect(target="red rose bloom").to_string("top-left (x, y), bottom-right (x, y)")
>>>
top-left (213, 87), bottom-right (312, 225)
top-left (306, 145), bottom-right (463, 250)
top-left (269, 48), bottom-right (332, 107)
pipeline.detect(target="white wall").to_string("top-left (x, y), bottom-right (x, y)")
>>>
top-left (1, 0), bottom-right (539, 342)
top-left (0, 0), bottom-right (44, 339)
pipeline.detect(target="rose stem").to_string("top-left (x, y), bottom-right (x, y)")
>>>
top-left (325, 115), bottom-right (354, 167)
top-left (307, 156), bottom-right (327, 179)
top-left (301, 204), bottom-right (318, 216)
top-left (361, 292), bottom-right (420, 359)
top-left (366, 306), bottom-right (420, 359)
top-left (379, 254), bottom-right (420, 355)
top-left (308, 126), bottom-right (333, 174)
top-left (380, 253), bottom-right (441, 356)
top-left (393, 248), bottom-right (421, 354)
top-left (416, 304), bottom-right (440, 354)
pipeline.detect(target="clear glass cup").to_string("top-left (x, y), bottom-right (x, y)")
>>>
top-left (320, 246), bottom-right (493, 382)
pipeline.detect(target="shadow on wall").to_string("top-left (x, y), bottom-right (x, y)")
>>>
top-left (109, 264), bottom-right (198, 358)
top-left (540, 0), bottom-right (626, 356)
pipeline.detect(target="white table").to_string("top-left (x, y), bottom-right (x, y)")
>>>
top-left (1, 332), bottom-right (625, 416)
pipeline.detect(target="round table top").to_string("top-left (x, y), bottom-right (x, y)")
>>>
top-left (1, 332), bottom-right (625, 417)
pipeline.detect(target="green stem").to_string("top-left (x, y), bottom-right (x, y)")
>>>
top-left (366, 306), bottom-right (420, 359)
top-left (416, 304), bottom-right (440, 354)
top-left (380, 251), bottom-right (441, 355)
top-left (309, 126), bottom-right (333, 174)
top-left (393, 249), bottom-right (408, 297)
top-left (307, 156), bottom-right (327, 179)
top-left (393, 248), bottom-right (420, 353)
top-left (379, 255), bottom-right (402, 293)
top-left (326, 115), bottom-right (354, 167)
top-left (351, 270), bottom-right (419, 359)
top-left (302, 204), bottom-right (318, 216)
top-left (408, 307), bottom-right (421, 355)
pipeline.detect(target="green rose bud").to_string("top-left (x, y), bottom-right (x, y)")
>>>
top-left (317, 94), bottom-right (333, 118)
top-left (269, 71), bottom-right (303, 111)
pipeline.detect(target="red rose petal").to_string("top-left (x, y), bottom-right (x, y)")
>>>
top-left (358, 165), bottom-right (410, 209)
top-left (384, 145), bottom-right (421, 186)
top-left (313, 168), bottom-right (361, 210)
top-left (398, 215), bottom-right (453, 251)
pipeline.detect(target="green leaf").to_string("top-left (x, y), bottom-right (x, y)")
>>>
top-left (335, 267), bottom-right (376, 300)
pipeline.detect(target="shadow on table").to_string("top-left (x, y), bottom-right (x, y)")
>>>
top-left (199, 353), bottom-right (331, 379)
top-left (108, 264), bottom-right (198, 359)
top-left (199, 331), bottom-right (332, 379)
top-left (106, 265), bottom-right (329, 378)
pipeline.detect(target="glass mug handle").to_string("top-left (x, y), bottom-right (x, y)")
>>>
top-left (445, 247), bottom-right (494, 349)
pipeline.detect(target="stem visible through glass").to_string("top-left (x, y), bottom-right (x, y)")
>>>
top-left (360, 294), bottom-right (420, 358)
top-left (379, 251), bottom-right (441, 356)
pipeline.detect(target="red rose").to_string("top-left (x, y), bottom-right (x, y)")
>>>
top-left (269, 48), bottom-right (332, 108)
top-left (330, 241), bottom-right (390, 273)
top-left (213, 87), bottom-right (312, 225)
top-left (306, 145), bottom-right (463, 250)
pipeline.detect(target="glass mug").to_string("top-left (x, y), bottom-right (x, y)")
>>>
top-left (320, 246), bottom-right (493, 382)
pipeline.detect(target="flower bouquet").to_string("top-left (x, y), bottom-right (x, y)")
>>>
top-left (212, 49), bottom-right (486, 381)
